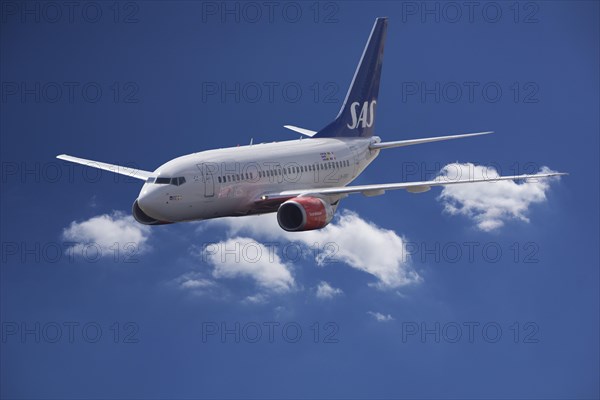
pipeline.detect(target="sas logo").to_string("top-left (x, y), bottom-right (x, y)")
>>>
top-left (320, 152), bottom-right (336, 161)
top-left (347, 100), bottom-right (376, 129)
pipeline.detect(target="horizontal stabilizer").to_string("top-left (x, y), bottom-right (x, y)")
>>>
top-left (283, 125), bottom-right (317, 137)
top-left (370, 131), bottom-right (493, 150)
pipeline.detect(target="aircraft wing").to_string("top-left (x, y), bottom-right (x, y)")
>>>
top-left (56, 154), bottom-right (152, 181)
top-left (258, 172), bottom-right (567, 202)
top-left (370, 131), bottom-right (493, 150)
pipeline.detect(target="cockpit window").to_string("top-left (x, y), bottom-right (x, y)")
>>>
top-left (153, 176), bottom-right (186, 185)
top-left (146, 177), bottom-right (156, 183)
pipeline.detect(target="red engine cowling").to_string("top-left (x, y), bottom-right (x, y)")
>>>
top-left (277, 197), bottom-right (334, 232)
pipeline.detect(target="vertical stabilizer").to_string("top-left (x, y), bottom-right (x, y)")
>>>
top-left (314, 17), bottom-right (388, 138)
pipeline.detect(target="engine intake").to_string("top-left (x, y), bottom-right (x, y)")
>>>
top-left (277, 197), bottom-right (334, 232)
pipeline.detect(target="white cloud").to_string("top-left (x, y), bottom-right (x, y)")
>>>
top-left (62, 211), bottom-right (151, 257)
top-left (315, 281), bottom-right (343, 299)
top-left (172, 272), bottom-right (222, 298)
top-left (368, 311), bottom-right (394, 322)
top-left (209, 210), bottom-right (421, 290)
top-left (243, 293), bottom-right (269, 304)
top-left (437, 163), bottom-right (561, 232)
top-left (203, 236), bottom-right (295, 293)
top-left (180, 277), bottom-right (216, 290)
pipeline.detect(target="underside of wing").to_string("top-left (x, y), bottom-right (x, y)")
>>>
top-left (56, 154), bottom-right (152, 181)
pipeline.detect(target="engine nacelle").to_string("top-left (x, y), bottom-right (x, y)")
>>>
top-left (277, 197), bottom-right (334, 232)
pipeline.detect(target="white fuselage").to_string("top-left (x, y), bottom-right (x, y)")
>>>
top-left (136, 137), bottom-right (380, 223)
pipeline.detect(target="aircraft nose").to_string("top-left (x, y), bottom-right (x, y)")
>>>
top-left (137, 184), bottom-right (163, 218)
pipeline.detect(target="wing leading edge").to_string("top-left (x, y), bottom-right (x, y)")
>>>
top-left (56, 154), bottom-right (152, 181)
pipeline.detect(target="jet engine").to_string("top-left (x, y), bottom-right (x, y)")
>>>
top-left (277, 197), bottom-right (334, 231)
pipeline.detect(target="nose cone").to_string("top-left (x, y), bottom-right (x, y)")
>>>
top-left (137, 183), bottom-right (165, 221)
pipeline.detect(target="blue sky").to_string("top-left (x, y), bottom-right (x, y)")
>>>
top-left (1, 1), bottom-right (598, 398)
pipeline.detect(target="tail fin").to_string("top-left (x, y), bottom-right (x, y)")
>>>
top-left (314, 17), bottom-right (388, 138)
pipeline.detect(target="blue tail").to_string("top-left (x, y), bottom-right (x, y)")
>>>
top-left (314, 17), bottom-right (388, 139)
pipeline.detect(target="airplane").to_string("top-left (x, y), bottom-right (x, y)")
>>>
top-left (57, 17), bottom-right (565, 232)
